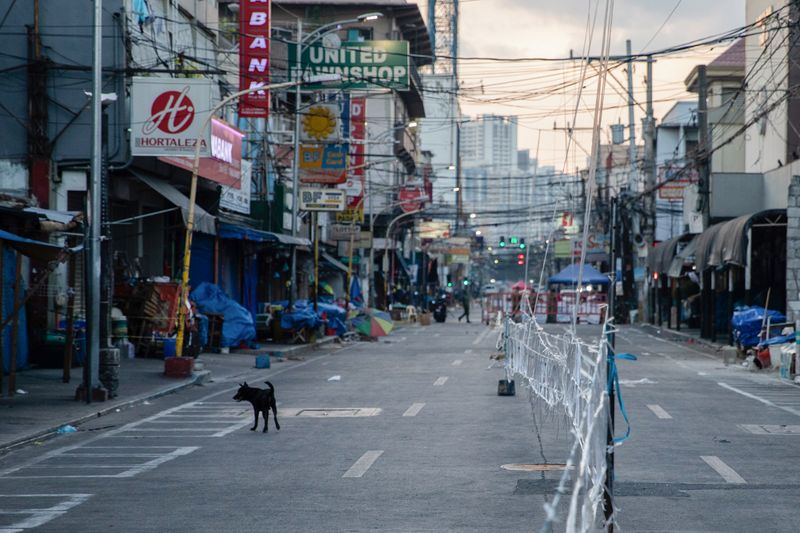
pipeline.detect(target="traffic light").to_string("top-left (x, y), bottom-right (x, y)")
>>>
top-left (519, 238), bottom-right (526, 250)
top-left (510, 236), bottom-right (519, 245)
top-left (499, 236), bottom-right (506, 248)
top-left (463, 279), bottom-right (470, 286)
top-left (517, 253), bottom-right (524, 266)
top-left (447, 281), bottom-right (453, 287)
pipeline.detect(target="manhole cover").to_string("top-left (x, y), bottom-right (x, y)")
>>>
top-left (501, 463), bottom-right (572, 472)
top-left (286, 408), bottom-right (382, 418)
top-left (739, 424), bottom-right (800, 435)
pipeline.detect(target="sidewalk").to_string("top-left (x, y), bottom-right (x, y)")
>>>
top-left (0, 336), bottom-right (339, 454)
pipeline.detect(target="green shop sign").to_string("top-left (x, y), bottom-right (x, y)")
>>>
top-left (289, 40), bottom-right (410, 91)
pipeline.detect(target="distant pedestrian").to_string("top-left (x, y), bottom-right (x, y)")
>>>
top-left (458, 290), bottom-right (471, 323)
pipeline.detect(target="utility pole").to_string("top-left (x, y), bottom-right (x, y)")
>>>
top-left (625, 40), bottom-right (637, 191)
top-left (289, 18), bottom-right (303, 307)
top-left (697, 64), bottom-right (710, 230)
top-left (84, 0), bottom-right (103, 403)
top-left (642, 56), bottom-right (656, 246)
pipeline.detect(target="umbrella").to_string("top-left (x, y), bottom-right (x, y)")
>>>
top-left (352, 308), bottom-right (394, 337)
top-left (511, 281), bottom-right (529, 291)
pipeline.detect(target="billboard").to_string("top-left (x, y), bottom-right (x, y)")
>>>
top-left (289, 41), bottom-right (410, 90)
top-left (220, 160), bottom-right (252, 215)
top-left (299, 145), bottom-right (347, 184)
top-left (301, 103), bottom-right (341, 142)
top-left (339, 97), bottom-right (366, 195)
top-left (299, 188), bottom-right (346, 211)
top-left (239, 0), bottom-right (271, 118)
top-left (130, 77), bottom-right (212, 157)
top-left (159, 118), bottom-right (244, 187)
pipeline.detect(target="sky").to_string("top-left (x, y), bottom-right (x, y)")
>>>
top-left (421, 0), bottom-right (747, 168)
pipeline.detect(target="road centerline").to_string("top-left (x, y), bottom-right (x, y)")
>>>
top-left (646, 404), bottom-right (672, 419)
top-left (402, 403), bottom-right (425, 417)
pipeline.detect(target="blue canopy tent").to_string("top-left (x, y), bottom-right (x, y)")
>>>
top-left (549, 264), bottom-right (609, 285)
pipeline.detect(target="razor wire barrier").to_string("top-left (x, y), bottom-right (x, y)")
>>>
top-left (503, 310), bottom-right (612, 533)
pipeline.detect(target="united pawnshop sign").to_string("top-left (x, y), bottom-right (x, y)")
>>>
top-left (131, 77), bottom-right (212, 157)
top-left (290, 41), bottom-right (409, 91)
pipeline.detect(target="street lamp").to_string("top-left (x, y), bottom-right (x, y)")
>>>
top-left (174, 76), bottom-right (335, 357)
top-left (289, 13), bottom-right (384, 305)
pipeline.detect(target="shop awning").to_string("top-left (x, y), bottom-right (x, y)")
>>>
top-left (647, 235), bottom-right (686, 273)
top-left (668, 235), bottom-right (700, 278)
top-left (321, 251), bottom-right (348, 273)
top-left (694, 209), bottom-right (785, 271)
top-left (132, 170), bottom-right (216, 235)
top-left (549, 263), bottom-right (609, 285)
top-left (0, 229), bottom-right (78, 262)
top-left (218, 222), bottom-right (311, 247)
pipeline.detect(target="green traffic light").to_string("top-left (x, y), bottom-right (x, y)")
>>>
top-left (510, 236), bottom-right (519, 245)
top-left (463, 279), bottom-right (470, 286)
top-left (519, 243), bottom-right (526, 249)
top-left (447, 282), bottom-right (453, 287)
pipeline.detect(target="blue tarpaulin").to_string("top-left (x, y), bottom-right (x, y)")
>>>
top-left (190, 282), bottom-right (255, 348)
top-left (731, 306), bottom-right (786, 348)
top-left (549, 263), bottom-right (609, 285)
top-left (2, 246), bottom-right (27, 371)
top-left (274, 299), bottom-right (347, 336)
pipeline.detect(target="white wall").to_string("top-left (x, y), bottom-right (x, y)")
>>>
top-left (744, 0), bottom-right (789, 174)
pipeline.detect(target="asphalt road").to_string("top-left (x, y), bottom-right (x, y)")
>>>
top-left (0, 320), bottom-right (799, 532)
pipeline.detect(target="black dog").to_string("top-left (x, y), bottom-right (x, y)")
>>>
top-left (233, 381), bottom-right (280, 433)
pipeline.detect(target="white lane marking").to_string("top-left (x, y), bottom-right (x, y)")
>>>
top-left (433, 376), bottom-right (448, 386)
top-left (472, 327), bottom-right (492, 345)
top-left (464, 349), bottom-right (473, 354)
top-left (647, 404), bottom-right (672, 419)
top-left (697, 372), bottom-right (708, 376)
top-left (700, 456), bottom-right (746, 484)
top-left (402, 403), bottom-right (425, 417)
top-left (718, 382), bottom-right (800, 417)
top-left (433, 333), bottom-right (441, 338)
top-left (645, 333), bottom-right (718, 360)
top-left (452, 359), bottom-right (463, 366)
top-left (343, 450), bottom-right (383, 478)
top-left (0, 494), bottom-right (92, 531)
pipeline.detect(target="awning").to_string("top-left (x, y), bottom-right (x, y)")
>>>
top-left (647, 235), bottom-right (686, 273)
top-left (549, 263), bottom-right (609, 285)
top-left (218, 222), bottom-right (311, 247)
top-left (0, 229), bottom-right (78, 262)
top-left (321, 252), bottom-right (348, 273)
top-left (694, 209), bottom-right (785, 271)
top-left (132, 170), bottom-right (216, 235)
top-left (668, 235), bottom-right (700, 278)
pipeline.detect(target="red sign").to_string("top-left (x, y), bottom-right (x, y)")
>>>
top-left (159, 119), bottom-right (244, 187)
top-left (340, 97), bottom-right (366, 194)
top-left (239, 0), bottom-right (271, 118)
top-left (399, 185), bottom-right (424, 213)
top-left (146, 88), bottom-right (195, 134)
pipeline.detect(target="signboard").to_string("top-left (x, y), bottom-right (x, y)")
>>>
top-left (301, 103), bottom-right (341, 142)
top-left (299, 145), bottom-right (347, 184)
top-left (130, 77), bottom-right (211, 157)
top-left (300, 188), bottom-right (345, 211)
top-left (554, 239), bottom-right (572, 258)
top-left (159, 118), bottom-right (244, 187)
top-left (658, 163), bottom-right (697, 201)
top-left (340, 97), bottom-right (366, 194)
top-left (399, 184), bottom-right (425, 213)
top-left (330, 223), bottom-right (360, 240)
top-left (417, 220), bottom-right (450, 240)
top-left (289, 41), bottom-right (410, 90)
top-left (239, 0), bottom-right (271, 118)
top-left (336, 206), bottom-right (365, 223)
top-left (220, 160), bottom-right (252, 214)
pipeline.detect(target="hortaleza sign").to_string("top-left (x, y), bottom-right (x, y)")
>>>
top-left (131, 77), bottom-right (212, 157)
top-left (289, 41), bottom-right (409, 90)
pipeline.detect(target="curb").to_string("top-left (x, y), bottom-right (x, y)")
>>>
top-left (638, 323), bottom-right (727, 352)
top-left (0, 337), bottom-right (340, 455)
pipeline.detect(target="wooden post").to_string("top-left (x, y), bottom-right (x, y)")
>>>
top-left (63, 252), bottom-right (76, 383)
top-left (9, 253), bottom-right (22, 397)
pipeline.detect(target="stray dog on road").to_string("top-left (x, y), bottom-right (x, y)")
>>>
top-left (233, 381), bottom-right (280, 433)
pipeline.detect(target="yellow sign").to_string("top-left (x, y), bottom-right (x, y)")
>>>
top-left (301, 104), bottom-right (339, 142)
top-left (336, 206), bottom-right (364, 223)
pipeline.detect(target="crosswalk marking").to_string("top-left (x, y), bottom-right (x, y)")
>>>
top-left (700, 456), bottom-right (746, 484)
top-left (452, 359), bottom-right (463, 366)
top-left (343, 450), bottom-right (383, 478)
top-left (403, 403), bottom-right (425, 417)
top-left (433, 376), bottom-right (448, 386)
top-left (647, 404), bottom-right (672, 419)
top-left (0, 494), bottom-right (92, 531)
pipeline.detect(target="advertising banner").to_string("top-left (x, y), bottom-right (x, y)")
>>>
top-left (657, 163), bottom-right (697, 201)
top-left (220, 160), bottom-right (252, 214)
top-left (301, 103), bottom-right (341, 142)
top-left (239, 0), bottom-right (271, 118)
top-left (130, 77), bottom-right (212, 157)
top-left (299, 145), bottom-right (347, 184)
top-left (299, 188), bottom-right (346, 211)
top-left (330, 223), bottom-right (360, 240)
top-left (340, 97), bottom-right (366, 195)
top-left (159, 118), bottom-right (243, 187)
top-left (417, 220), bottom-right (451, 240)
top-left (289, 41), bottom-right (410, 90)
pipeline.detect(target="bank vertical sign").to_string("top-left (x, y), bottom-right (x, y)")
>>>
top-left (239, 0), bottom-right (271, 118)
top-left (289, 41), bottom-right (409, 90)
